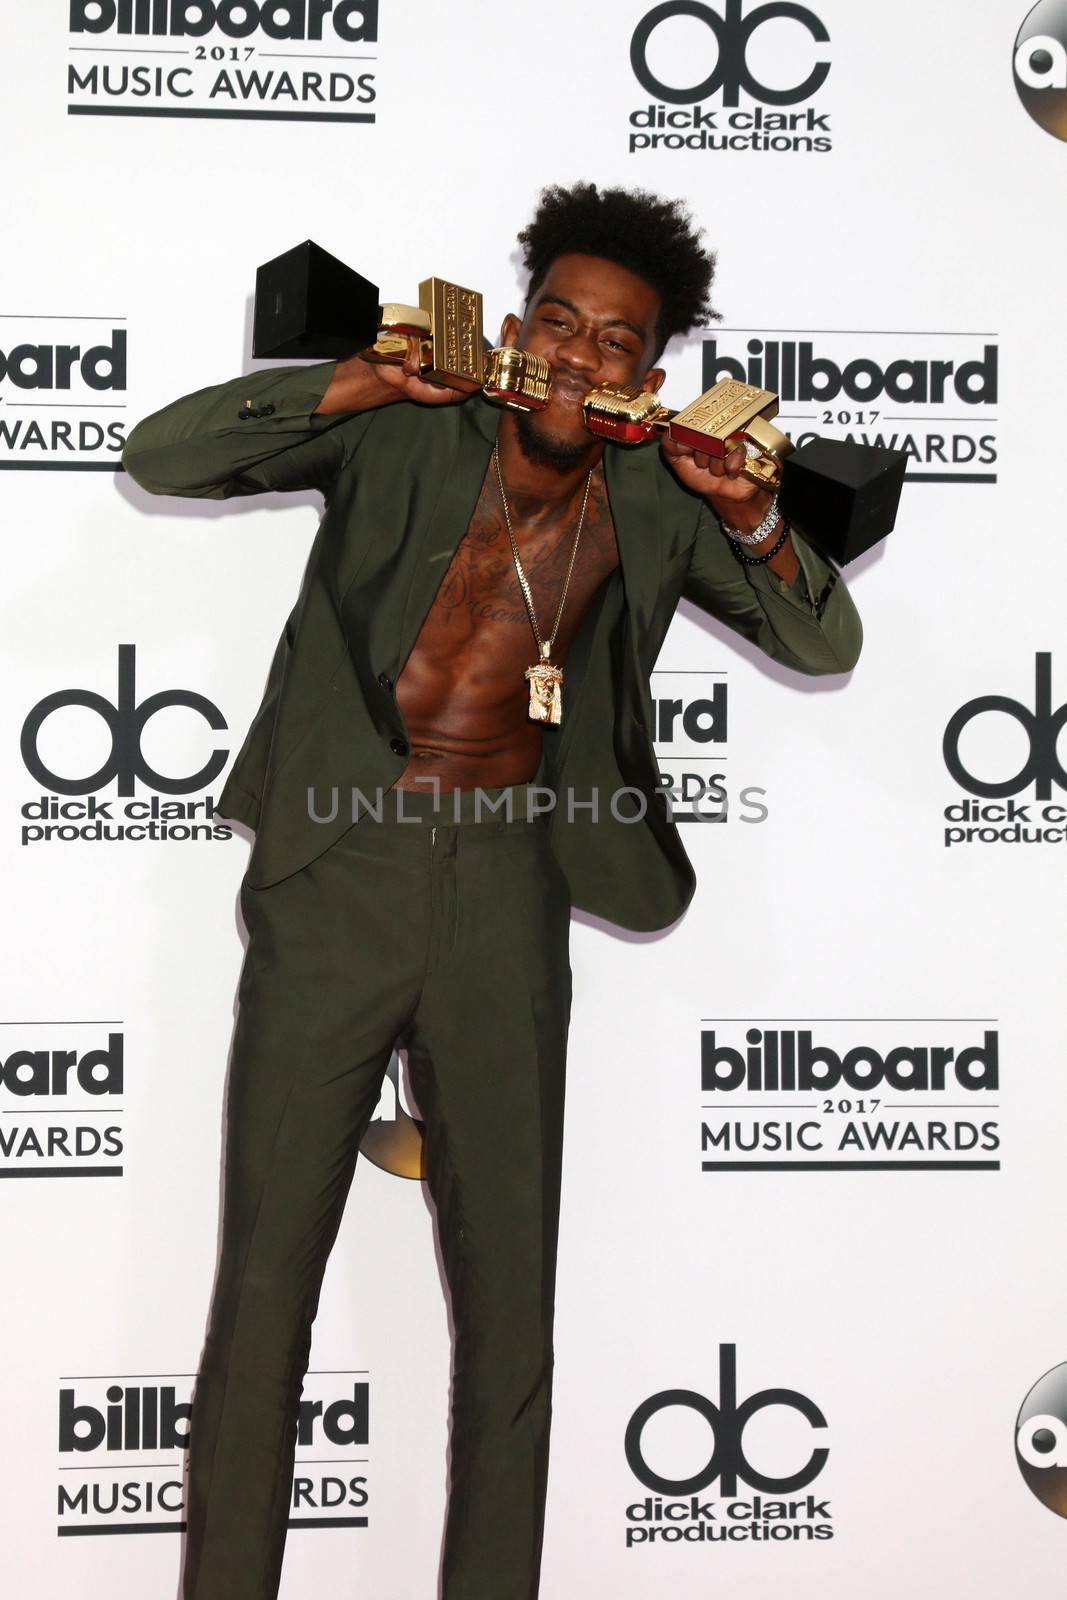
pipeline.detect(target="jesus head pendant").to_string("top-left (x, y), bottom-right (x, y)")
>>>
top-left (525, 660), bottom-right (563, 725)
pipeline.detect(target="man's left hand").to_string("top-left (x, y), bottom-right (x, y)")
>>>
top-left (660, 433), bottom-right (800, 585)
top-left (660, 435), bottom-right (775, 537)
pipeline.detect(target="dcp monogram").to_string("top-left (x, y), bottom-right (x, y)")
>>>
top-left (21, 644), bottom-right (228, 797)
top-left (631, 0), bottom-right (830, 107)
top-left (943, 653), bottom-right (1067, 800)
top-left (624, 1345), bottom-right (828, 1497)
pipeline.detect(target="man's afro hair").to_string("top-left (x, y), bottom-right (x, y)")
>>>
top-left (517, 181), bottom-right (719, 355)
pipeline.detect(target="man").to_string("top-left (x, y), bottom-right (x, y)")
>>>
top-left (123, 181), bottom-right (861, 1600)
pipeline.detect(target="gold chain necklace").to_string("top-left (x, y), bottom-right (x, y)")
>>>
top-left (493, 445), bottom-right (592, 726)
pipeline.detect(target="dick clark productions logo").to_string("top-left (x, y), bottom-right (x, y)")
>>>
top-left (19, 645), bottom-right (232, 847)
top-left (623, 1345), bottom-right (833, 1547)
top-left (942, 653), bottom-right (1067, 847)
top-left (1014, 1), bottom-right (1067, 140)
top-left (1017, 1362), bottom-right (1067, 1517)
top-left (628, 0), bottom-right (832, 154)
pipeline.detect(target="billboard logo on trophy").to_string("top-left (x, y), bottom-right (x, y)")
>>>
top-left (67, 0), bottom-right (380, 120)
top-left (1016, 1362), bottom-right (1067, 1516)
top-left (622, 1344), bottom-right (833, 1548)
top-left (628, 0), bottom-right (833, 155)
top-left (1014, 1), bottom-right (1067, 139)
top-left (18, 645), bottom-right (234, 850)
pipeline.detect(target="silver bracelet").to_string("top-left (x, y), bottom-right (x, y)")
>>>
top-left (720, 491), bottom-right (781, 547)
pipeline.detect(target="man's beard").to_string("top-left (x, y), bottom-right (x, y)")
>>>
top-left (514, 409), bottom-right (596, 475)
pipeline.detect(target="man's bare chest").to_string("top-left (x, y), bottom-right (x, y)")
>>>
top-left (412, 464), bottom-right (620, 665)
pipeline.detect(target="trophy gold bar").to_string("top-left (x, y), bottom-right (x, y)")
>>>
top-left (670, 380), bottom-right (786, 464)
top-left (374, 283), bottom-right (551, 409)
top-left (419, 278), bottom-right (484, 392)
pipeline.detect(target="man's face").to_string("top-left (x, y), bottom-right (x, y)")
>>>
top-left (500, 253), bottom-right (666, 460)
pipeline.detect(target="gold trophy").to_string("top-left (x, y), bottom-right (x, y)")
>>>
top-left (582, 376), bottom-right (908, 564)
top-left (368, 285), bottom-right (551, 412)
top-left (252, 246), bottom-right (905, 564)
top-left (252, 240), bottom-right (551, 413)
top-left (583, 377), bottom-right (793, 490)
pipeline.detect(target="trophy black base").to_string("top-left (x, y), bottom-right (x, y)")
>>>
top-left (780, 438), bottom-right (909, 566)
top-left (253, 240), bottom-right (380, 361)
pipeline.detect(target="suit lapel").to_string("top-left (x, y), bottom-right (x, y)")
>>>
top-left (396, 406), bottom-right (664, 674)
top-left (394, 396), bottom-right (500, 671)
top-left (604, 442), bottom-right (663, 649)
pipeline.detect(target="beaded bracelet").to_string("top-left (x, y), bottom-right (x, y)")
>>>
top-left (723, 520), bottom-right (791, 566)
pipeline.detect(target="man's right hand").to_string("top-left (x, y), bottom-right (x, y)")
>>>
top-left (314, 340), bottom-right (470, 415)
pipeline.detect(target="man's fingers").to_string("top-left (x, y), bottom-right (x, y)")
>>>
top-left (400, 334), bottom-right (423, 378)
top-left (662, 437), bottom-right (724, 476)
top-left (723, 443), bottom-right (749, 478)
top-left (405, 372), bottom-right (468, 406)
top-left (660, 436), bottom-right (691, 461)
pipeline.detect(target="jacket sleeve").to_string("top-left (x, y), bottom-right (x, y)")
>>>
top-left (681, 501), bottom-right (862, 675)
top-left (122, 360), bottom-right (378, 499)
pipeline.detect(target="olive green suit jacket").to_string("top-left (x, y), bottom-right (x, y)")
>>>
top-left (123, 361), bottom-right (862, 931)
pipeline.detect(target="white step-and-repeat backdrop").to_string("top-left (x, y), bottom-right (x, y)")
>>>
top-left (3, 1), bottom-right (1067, 1595)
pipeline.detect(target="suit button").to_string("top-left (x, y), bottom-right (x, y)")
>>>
top-left (260, 402), bottom-right (276, 416)
top-left (390, 738), bottom-right (409, 756)
top-left (377, 672), bottom-right (393, 693)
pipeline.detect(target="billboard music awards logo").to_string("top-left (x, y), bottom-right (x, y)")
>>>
top-left (703, 330), bottom-right (999, 484)
top-left (56, 1370), bottom-right (370, 1532)
top-left (627, 0), bottom-right (832, 155)
top-left (18, 644), bottom-right (233, 849)
top-left (1016, 1362), bottom-right (1067, 1518)
top-left (1014, 0), bottom-right (1067, 141)
top-left (623, 1345), bottom-right (832, 1547)
top-left (651, 669), bottom-right (768, 825)
top-left (942, 653), bottom-right (1067, 847)
top-left (0, 317), bottom-right (127, 470)
top-left (0, 1025), bottom-right (125, 1179)
top-left (67, 0), bottom-right (379, 121)
top-left (699, 1019), bottom-right (1001, 1170)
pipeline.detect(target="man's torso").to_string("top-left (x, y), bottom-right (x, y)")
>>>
top-left (395, 459), bottom-right (620, 789)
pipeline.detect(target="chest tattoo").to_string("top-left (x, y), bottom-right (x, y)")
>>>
top-left (430, 467), bottom-right (619, 633)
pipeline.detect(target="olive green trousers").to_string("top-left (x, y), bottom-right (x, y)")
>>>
top-left (182, 785), bottom-right (572, 1600)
